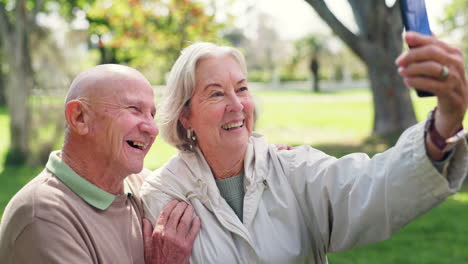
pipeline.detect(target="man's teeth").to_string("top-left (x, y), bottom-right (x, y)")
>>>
top-left (127, 141), bottom-right (146, 150)
top-left (222, 121), bottom-right (244, 130)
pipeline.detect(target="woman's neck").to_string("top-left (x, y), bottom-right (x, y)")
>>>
top-left (201, 145), bottom-right (246, 180)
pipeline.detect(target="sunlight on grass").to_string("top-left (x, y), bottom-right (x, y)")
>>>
top-left (451, 192), bottom-right (468, 203)
top-left (0, 109), bottom-right (9, 172)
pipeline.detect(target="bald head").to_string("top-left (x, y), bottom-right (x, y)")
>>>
top-left (65, 64), bottom-right (150, 104)
top-left (61, 64), bottom-right (158, 191)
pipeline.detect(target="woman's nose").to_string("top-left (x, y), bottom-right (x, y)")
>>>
top-left (226, 94), bottom-right (244, 112)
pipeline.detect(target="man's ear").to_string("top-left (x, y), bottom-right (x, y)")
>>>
top-left (179, 106), bottom-right (190, 129)
top-left (65, 100), bottom-right (89, 135)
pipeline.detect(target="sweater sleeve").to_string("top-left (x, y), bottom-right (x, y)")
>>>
top-left (13, 219), bottom-right (93, 263)
top-left (278, 121), bottom-right (468, 253)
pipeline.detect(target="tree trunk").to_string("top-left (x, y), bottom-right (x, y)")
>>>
top-left (304, 0), bottom-right (417, 135)
top-left (5, 60), bottom-right (32, 164)
top-left (0, 68), bottom-right (5, 106)
top-left (0, 0), bottom-right (33, 165)
top-left (365, 48), bottom-right (416, 134)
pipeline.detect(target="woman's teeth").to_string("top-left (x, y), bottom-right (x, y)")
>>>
top-left (222, 121), bottom-right (244, 130)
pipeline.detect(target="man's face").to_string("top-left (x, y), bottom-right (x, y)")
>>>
top-left (87, 77), bottom-right (158, 175)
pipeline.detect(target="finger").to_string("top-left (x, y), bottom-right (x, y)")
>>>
top-left (142, 218), bottom-right (154, 264)
top-left (397, 48), bottom-right (465, 81)
top-left (404, 32), bottom-right (446, 51)
top-left (396, 44), bottom-right (449, 66)
top-left (166, 202), bottom-right (188, 230)
top-left (398, 61), bottom-right (443, 79)
top-left (155, 200), bottom-right (179, 227)
top-left (403, 76), bottom-right (454, 96)
top-left (177, 204), bottom-right (194, 234)
top-left (186, 216), bottom-right (201, 247)
top-left (405, 31), bottom-right (462, 55)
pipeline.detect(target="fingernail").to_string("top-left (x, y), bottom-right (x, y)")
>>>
top-left (395, 55), bottom-right (403, 65)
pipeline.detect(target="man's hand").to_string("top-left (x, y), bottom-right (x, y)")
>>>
top-left (396, 32), bottom-right (468, 160)
top-left (275, 143), bottom-right (294, 151)
top-left (143, 200), bottom-right (201, 264)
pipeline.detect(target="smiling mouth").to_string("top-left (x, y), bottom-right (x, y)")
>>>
top-left (221, 120), bottom-right (244, 131)
top-left (127, 140), bottom-right (147, 150)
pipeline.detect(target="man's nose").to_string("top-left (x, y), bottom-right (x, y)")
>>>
top-left (140, 118), bottom-right (159, 137)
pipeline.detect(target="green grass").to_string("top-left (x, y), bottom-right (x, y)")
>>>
top-left (1, 89), bottom-right (467, 263)
top-left (328, 190), bottom-right (468, 263)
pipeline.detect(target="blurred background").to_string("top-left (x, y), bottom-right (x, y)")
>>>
top-left (0, 0), bottom-right (467, 262)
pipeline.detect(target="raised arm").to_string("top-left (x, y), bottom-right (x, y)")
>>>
top-left (396, 32), bottom-right (467, 161)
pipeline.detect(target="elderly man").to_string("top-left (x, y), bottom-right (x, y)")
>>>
top-left (0, 64), bottom-right (199, 263)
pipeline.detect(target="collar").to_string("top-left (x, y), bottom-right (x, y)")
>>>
top-left (46, 151), bottom-right (132, 210)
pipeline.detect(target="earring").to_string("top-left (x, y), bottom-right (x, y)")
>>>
top-left (187, 129), bottom-right (192, 140)
top-left (187, 128), bottom-right (197, 151)
top-left (187, 128), bottom-right (196, 141)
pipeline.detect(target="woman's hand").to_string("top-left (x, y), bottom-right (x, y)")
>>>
top-left (143, 200), bottom-right (201, 264)
top-left (396, 32), bottom-right (467, 160)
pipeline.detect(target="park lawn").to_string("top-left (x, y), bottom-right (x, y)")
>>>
top-left (1, 89), bottom-right (468, 263)
top-left (328, 191), bottom-right (468, 264)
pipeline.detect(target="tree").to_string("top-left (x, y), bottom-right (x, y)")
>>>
top-left (294, 35), bottom-right (326, 92)
top-left (0, 56), bottom-right (5, 106)
top-left (0, 0), bottom-right (91, 165)
top-left (0, 0), bottom-right (36, 164)
top-left (87, 0), bottom-right (226, 84)
top-left (304, 0), bottom-right (416, 135)
top-left (441, 0), bottom-right (468, 66)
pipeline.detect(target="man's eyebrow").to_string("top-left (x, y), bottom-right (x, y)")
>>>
top-left (237, 79), bottom-right (247, 85)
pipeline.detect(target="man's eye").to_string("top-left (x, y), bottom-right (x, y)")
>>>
top-left (239, 87), bottom-right (248, 92)
top-left (128, 106), bottom-right (140, 112)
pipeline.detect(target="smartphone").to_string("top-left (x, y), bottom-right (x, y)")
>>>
top-left (399, 0), bottom-right (434, 97)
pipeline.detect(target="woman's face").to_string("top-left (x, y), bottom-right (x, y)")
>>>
top-left (181, 55), bottom-right (254, 155)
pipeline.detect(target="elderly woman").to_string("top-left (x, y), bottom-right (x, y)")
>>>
top-left (141, 32), bottom-right (468, 263)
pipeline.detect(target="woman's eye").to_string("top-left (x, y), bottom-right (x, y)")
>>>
top-left (239, 86), bottom-right (248, 92)
top-left (211, 92), bottom-right (223, 97)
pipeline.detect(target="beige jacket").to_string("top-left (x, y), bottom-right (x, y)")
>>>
top-left (141, 122), bottom-right (468, 264)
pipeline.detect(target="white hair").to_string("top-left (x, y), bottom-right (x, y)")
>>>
top-left (158, 42), bottom-right (247, 151)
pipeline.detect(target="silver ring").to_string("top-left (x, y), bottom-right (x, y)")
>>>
top-left (440, 65), bottom-right (449, 81)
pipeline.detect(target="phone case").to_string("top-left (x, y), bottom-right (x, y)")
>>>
top-left (399, 0), bottom-right (433, 97)
top-left (400, 0), bottom-right (432, 35)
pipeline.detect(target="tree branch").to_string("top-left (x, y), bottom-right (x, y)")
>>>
top-left (26, 0), bottom-right (43, 34)
top-left (303, 0), bottom-right (368, 60)
top-left (32, 0), bottom-right (44, 17)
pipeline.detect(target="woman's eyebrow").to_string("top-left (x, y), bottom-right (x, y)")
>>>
top-left (204, 83), bottom-right (222, 90)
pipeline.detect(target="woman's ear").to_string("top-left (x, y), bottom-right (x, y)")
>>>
top-left (179, 106), bottom-right (190, 129)
top-left (65, 100), bottom-right (89, 135)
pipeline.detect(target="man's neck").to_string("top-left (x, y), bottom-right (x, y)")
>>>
top-left (61, 144), bottom-right (126, 195)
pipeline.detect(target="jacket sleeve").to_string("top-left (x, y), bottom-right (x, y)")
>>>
top-left (278, 121), bottom-right (468, 253)
top-left (140, 169), bottom-right (185, 225)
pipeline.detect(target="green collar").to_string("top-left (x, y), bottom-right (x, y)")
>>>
top-left (46, 151), bottom-right (130, 210)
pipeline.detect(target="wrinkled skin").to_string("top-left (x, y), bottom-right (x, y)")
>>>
top-left (396, 32), bottom-right (468, 160)
top-left (143, 201), bottom-right (201, 264)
